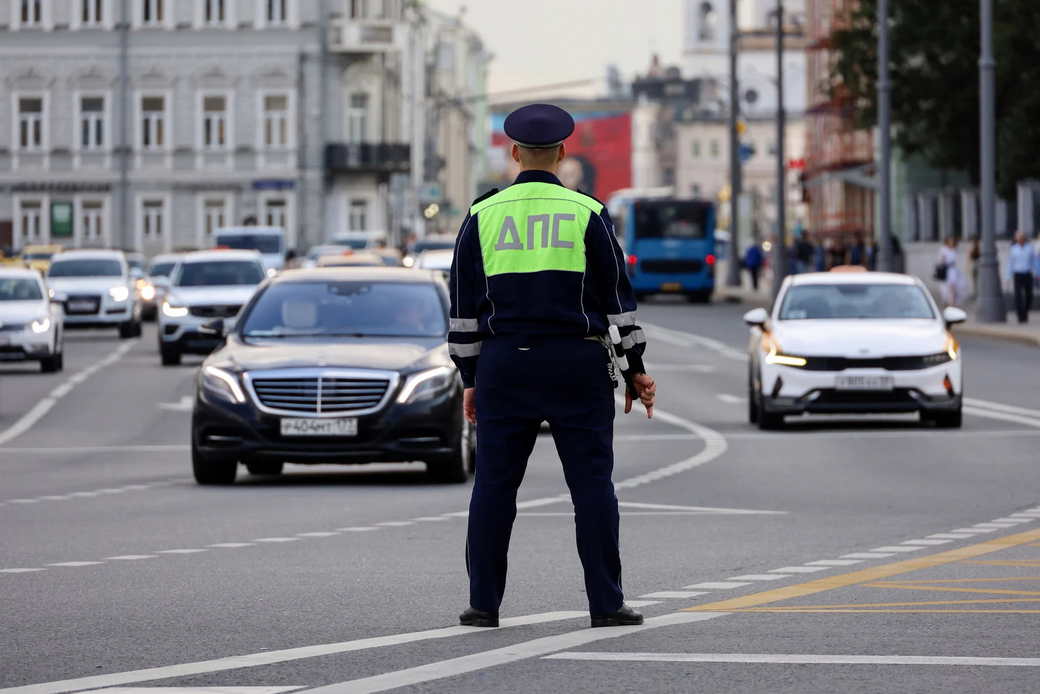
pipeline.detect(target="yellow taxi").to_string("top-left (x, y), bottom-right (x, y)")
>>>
top-left (20, 244), bottom-right (64, 274)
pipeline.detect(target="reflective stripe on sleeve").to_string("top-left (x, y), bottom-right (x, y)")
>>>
top-left (620, 329), bottom-right (646, 351)
top-left (607, 311), bottom-right (637, 327)
top-left (449, 341), bottom-right (482, 358)
top-left (449, 318), bottom-right (479, 332)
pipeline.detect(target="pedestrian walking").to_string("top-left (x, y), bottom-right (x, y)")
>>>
top-left (448, 104), bottom-right (656, 630)
top-left (848, 235), bottom-right (866, 267)
top-left (743, 243), bottom-right (764, 291)
top-left (936, 237), bottom-right (966, 307)
top-left (969, 238), bottom-right (981, 299)
top-left (1007, 230), bottom-right (1036, 323)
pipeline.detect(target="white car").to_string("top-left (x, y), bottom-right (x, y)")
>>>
top-left (744, 271), bottom-right (965, 430)
top-left (0, 267), bottom-right (64, 372)
top-left (213, 226), bottom-right (286, 274)
top-left (415, 249), bottom-right (453, 280)
top-left (47, 250), bottom-right (142, 338)
top-left (157, 250), bottom-right (266, 365)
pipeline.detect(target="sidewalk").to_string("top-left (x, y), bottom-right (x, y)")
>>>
top-left (713, 260), bottom-right (1040, 348)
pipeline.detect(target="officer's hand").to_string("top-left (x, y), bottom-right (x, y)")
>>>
top-left (624, 372), bottom-right (656, 419)
top-left (463, 387), bottom-right (477, 424)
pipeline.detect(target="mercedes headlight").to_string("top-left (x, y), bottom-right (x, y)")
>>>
top-left (108, 286), bottom-right (129, 302)
top-left (761, 333), bottom-right (807, 367)
top-left (30, 317), bottom-right (51, 334)
top-left (162, 301), bottom-right (189, 318)
top-left (396, 366), bottom-right (455, 404)
top-left (202, 366), bottom-right (246, 403)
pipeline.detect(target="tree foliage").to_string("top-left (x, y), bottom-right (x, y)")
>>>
top-left (828, 0), bottom-right (1040, 198)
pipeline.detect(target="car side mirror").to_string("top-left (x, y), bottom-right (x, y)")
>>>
top-left (942, 306), bottom-right (967, 326)
top-left (151, 277), bottom-right (171, 291)
top-left (199, 318), bottom-right (226, 337)
top-left (743, 307), bottom-right (769, 328)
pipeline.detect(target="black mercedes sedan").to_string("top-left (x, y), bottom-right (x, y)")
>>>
top-left (190, 267), bottom-right (473, 485)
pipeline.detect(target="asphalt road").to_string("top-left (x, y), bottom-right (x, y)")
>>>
top-left (2, 299), bottom-right (1039, 694)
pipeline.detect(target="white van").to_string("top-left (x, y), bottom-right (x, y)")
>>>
top-left (213, 226), bottom-right (287, 273)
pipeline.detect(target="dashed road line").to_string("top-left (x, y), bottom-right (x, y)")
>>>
top-left (544, 652), bottom-right (1040, 667)
top-left (731, 574), bottom-right (788, 581)
top-left (683, 581), bottom-right (751, 590)
top-left (639, 590), bottom-right (708, 599)
top-left (806, 559), bottom-right (862, 566)
top-left (106, 555), bottom-right (157, 561)
top-left (0, 479), bottom-right (181, 509)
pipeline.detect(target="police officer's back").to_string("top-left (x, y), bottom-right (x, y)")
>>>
top-left (449, 104), bottom-right (656, 628)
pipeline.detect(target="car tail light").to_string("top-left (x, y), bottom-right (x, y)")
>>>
top-left (626, 254), bottom-right (638, 267)
top-left (705, 253), bottom-right (716, 266)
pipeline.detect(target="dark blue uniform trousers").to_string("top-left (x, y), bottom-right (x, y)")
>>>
top-left (467, 334), bottom-right (623, 615)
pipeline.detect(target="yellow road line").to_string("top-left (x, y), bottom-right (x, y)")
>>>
top-left (964, 560), bottom-right (1040, 567)
top-left (870, 576), bottom-right (1040, 584)
top-left (864, 582), bottom-right (1040, 596)
top-left (718, 609), bottom-right (1040, 615)
top-left (684, 527), bottom-right (1040, 612)
top-left (734, 597), bottom-right (1040, 610)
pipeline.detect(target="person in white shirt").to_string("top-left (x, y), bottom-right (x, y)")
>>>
top-left (937, 237), bottom-right (966, 307)
top-left (1008, 230), bottom-right (1036, 323)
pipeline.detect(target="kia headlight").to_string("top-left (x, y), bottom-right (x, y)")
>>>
top-left (202, 366), bottom-right (246, 403)
top-left (761, 333), bottom-right (807, 367)
top-left (396, 366), bottom-right (455, 404)
top-left (108, 286), bottom-right (129, 302)
top-left (162, 301), bottom-right (189, 318)
top-left (30, 317), bottom-right (51, 334)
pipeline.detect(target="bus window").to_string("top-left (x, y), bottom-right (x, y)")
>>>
top-left (634, 201), bottom-right (710, 240)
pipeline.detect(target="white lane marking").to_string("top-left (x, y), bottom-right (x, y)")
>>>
top-left (543, 652), bottom-right (1040, 667)
top-left (613, 434), bottom-right (701, 442)
top-left (871, 546), bottom-right (923, 553)
top-left (253, 537), bottom-right (299, 543)
top-left (297, 532), bottom-right (340, 538)
top-left (0, 568), bottom-right (45, 573)
top-left (48, 561), bottom-right (103, 567)
top-left (723, 429), bottom-right (1040, 441)
top-left (0, 339), bottom-right (138, 447)
top-left (305, 612), bottom-right (727, 694)
top-left (8, 498), bottom-right (40, 504)
top-left (106, 555), bottom-right (157, 561)
top-left (375, 521), bottom-right (413, 527)
top-left (841, 553), bottom-right (894, 559)
top-left (624, 600), bottom-right (662, 608)
top-left (616, 501), bottom-right (785, 515)
top-left (806, 559), bottom-right (862, 566)
top-left (730, 574), bottom-right (788, 581)
top-left (682, 581), bottom-right (751, 590)
top-left (0, 479), bottom-right (180, 509)
top-left (965, 397), bottom-right (1040, 419)
top-left (992, 517), bottom-right (1032, 523)
top-left (715, 393), bottom-right (745, 405)
top-left (973, 522), bottom-right (1019, 529)
top-left (901, 539), bottom-right (951, 546)
top-left (411, 516), bottom-right (451, 522)
top-left (157, 549), bottom-right (208, 555)
top-left (0, 612), bottom-right (587, 694)
top-left (953, 527), bottom-right (996, 534)
top-left (770, 566), bottom-right (830, 574)
top-left (964, 406), bottom-right (1040, 429)
top-left (638, 591), bottom-right (708, 599)
top-left (641, 322), bottom-right (745, 361)
top-left (82, 688), bottom-right (304, 694)
top-left (336, 527), bottom-right (377, 532)
top-left (208, 543), bottom-right (254, 549)
top-left (157, 395), bottom-right (194, 412)
top-left (927, 533), bottom-right (977, 539)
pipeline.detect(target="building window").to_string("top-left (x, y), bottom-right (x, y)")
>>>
top-left (203, 198), bottom-right (227, 237)
top-left (350, 0), bottom-right (367, 19)
top-left (80, 96), bottom-right (105, 150)
top-left (263, 198), bottom-right (287, 228)
top-left (141, 96), bottom-right (166, 150)
top-left (82, 200), bottom-right (104, 242)
top-left (17, 97), bottom-right (45, 150)
top-left (266, 0), bottom-right (287, 24)
top-left (349, 200), bottom-right (368, 231)
top-left (698, 1), bottom-right (716, 41)
top-left (141, 0), bottom-right (164, 25)
top-left (262, 94), bottom-right (290, 148)
top-left (709, 139), bottom-right (720, 158)
top-left (347, 93), bottom-right (368, 144)
top-left (142, 199), bottom-right (165, 238)
top-left (692, 140), bottom-right (701, 158)
top-left (202, 95), bottom-right (228, 150)
top-left (203, 0), bottom-right (225, 24)
top-left (81, 0), bottom-right (103, 25)
top-left (19, 200), bottom-right (44, 241)
top-left (20, 0), bottom-right (43, 26)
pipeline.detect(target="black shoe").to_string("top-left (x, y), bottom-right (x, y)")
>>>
top-left (591, 603), bottom-right (644, 628)
top-left (459, 607), bottom-right (499, 628)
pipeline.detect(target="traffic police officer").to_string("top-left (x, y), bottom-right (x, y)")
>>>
top-left (449, 103), bottom-right (656, 628)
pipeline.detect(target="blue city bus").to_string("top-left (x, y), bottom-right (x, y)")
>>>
top-left (610, 194), bottom-right (717, 302)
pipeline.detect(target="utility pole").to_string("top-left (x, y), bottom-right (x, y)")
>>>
top-left (976, 0), bottom-right (1005, 322)
top-left (877, 0), bottom-right (893, 271)
top-left (771, 0), bottom-right (787, 299)
top-left (117, 0), bottom-right (130, 250)
top-left (726, 0), bottom-right (742, 287)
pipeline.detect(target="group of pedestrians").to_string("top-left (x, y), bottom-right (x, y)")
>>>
top-left (740, 233), bottom-right (900, 292)
top-left (935, 231), bottom-right (1038, 322)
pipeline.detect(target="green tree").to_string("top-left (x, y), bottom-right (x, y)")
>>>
top-left (828, 0), bottom-right (1040, 198)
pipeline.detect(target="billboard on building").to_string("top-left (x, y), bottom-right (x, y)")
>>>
top-left (488, 110), bottom-right (632, 202)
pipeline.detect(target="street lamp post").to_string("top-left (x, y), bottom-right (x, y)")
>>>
top-left (726, 0), bottom-right (742, 288)
top-left (976, 0), bottom-right (1005, 322)
top-left (771, 0), bottom-right (787, 299)
top-left (877, 0), bottom-right (893, 272)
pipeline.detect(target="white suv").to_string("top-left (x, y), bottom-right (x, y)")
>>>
top-left (0, 267), bottom-right (64, 371)
top-left (47, 250), bottom-right (142, 339)
top-left (157, 250), bottom-right (265, 365)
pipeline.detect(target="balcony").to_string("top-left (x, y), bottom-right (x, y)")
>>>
top-left (324, 143), bottom-right (410, 175)
top-left (328, 17), bottom-right (402, 53)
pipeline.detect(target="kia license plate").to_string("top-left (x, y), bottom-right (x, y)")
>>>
top-left (836, 375), bottom-right (894, 391)
top-left (281, 417), bottom-right (358, 437)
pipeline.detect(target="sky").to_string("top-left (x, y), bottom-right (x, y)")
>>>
top-left (424, 0), bottom-right (685, 100)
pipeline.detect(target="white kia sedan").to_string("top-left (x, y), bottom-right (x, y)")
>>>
top-left (744, 272), bottom-right (965, 430)
top-left (0, 267), bottom-right (64, 371)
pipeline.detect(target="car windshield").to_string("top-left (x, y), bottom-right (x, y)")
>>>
top-left (0, 278), bottom-right (43, 301)
top-left (216, 233), bottom-right (282, 254)
top-left (175, 261), bottom-right (264, 287)
top-left (127, 259), bottom-right (143, 271)
top-left (779, 284), bottom-right (936, 320)
top-left (241, 281), bottom-right (446, 338)
top-left (413, 239), bottom-right (455, 253)
top-left (23, 252), bottom-right (53, 261)
top-left (48, 259), bottom-right (123, 277)
top-left (148, 262), bottom-right (176, 277)
top-left (633, 200), bottom-right (710, 240)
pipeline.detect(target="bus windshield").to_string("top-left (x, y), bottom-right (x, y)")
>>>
top-left (633, 200), bottom-right (710, 240)
top-left (215, 233), bottom-right (282, 254)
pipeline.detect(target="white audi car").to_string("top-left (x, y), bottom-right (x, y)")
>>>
top-left (0, 267), bottom-right (64, 371)
top-left (744, 272), bottom-right (965, 430)
top-left (157, 250), bottom-right (266, 366)
top-left (47, 249), bottom-right (142, 338)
